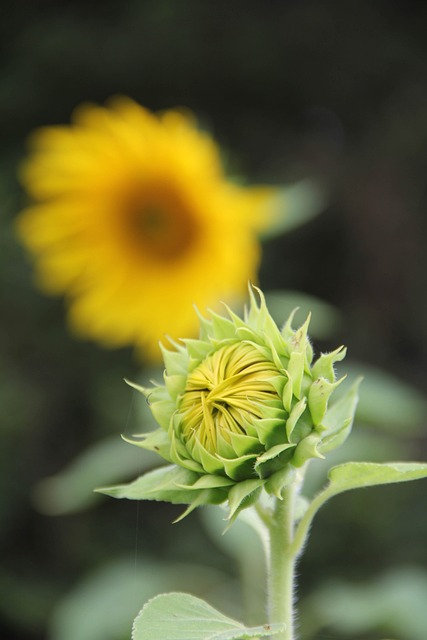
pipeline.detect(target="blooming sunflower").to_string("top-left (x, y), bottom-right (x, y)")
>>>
top-left (16, 98), bottom-right (277, 360)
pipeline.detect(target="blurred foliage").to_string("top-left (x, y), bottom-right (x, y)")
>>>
top-left (1, 1), bottom-right (427, 639)
top-left (49, 557), bottom-right (235, 640)
top-left (300, 567), bottom-right (427, 640)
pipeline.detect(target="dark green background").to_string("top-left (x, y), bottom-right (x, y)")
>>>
top-left (1, 1), bottom-right (427, 639)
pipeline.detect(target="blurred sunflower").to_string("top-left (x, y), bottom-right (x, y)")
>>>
top-left (16, 98), bottom-right (277, 360)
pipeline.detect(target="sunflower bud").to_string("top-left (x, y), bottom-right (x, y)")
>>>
top-left (122, 286), bottom-right (359, 521)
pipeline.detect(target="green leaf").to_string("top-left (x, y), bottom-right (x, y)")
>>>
top-left (178, 475), bottom-right (235, 490)
top-left (227, 478), bottom-right (265, 523)
top-left (49, 556), bottom-right (232, 640)
top-left (292, 433), bottom-right (323, 467)
top-left (292, 461), bottom-right (427, 556)
top-left (265, 465), bottom-right (296, 498)
top-left (328, 461), bottom-right (427, 492)
top-left (96, 465), bottom-right (202, 504)
top-left (318, 378), bottom-right (361, 454)
top-left (285, 398), bottom-right (307, 441)
top-left (255, 442), bottom-right (296, 468)
top-left (122, 429), bottom-right (173, 462)
top-left (308, 376), bottom-right (344, 425)
top-left (311, 346), bottom-right (346, 382)
top-left (132, 592), bottom-right (286, 640)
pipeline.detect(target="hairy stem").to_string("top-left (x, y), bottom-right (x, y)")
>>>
top-left (267, 485), bottom-right (297, 640)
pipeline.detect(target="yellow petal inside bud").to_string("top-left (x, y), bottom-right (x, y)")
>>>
top-left (179, 342), bottom-right (280, 456)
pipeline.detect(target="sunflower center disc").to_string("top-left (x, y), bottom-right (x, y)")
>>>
top-left (127, 188), bottom-right (199, 261)
top-left (179, 342), bottom-right (280, 455)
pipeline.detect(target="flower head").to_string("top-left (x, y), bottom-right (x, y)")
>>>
top-left (120, 287), bottom-right (360, 521)
top-left (16, 98), bottom-right (276, 360)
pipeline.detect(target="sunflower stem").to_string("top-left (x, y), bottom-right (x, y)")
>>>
top-left (267, 485), bottom-right (298, 640)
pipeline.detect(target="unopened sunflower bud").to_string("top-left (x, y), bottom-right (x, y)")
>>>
top-left (126, 286), bottom-right (360, 520)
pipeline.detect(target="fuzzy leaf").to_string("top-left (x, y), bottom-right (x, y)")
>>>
top-left (318, 378), bottom-right (361, 453)
top-left (282, 375), bottom-right (293, 413)
top-left (122, 429), bottom-right (173, 462)
top-left (160, 344), bottom-right (189, 376)
top-left (328, 461), bottom-right (427, 492)
top-left (311, 346), bottom-right (347, 382)
top-left (178, 475), bottom-right (235, 491)
top-left (318, 417), bottom-right (353, 455)
top-left (218, 453), bottom-right (259, 482)
top-left (124, 378), bottom-right (147, 395)
top-left (132, 592), bottom-right (286, 640)
top-left (287, 351), bottom-right (305, 399)
top-left (227, 478), bottom-right (265, 522)
top-left (210, 311), bottom-right (239, 340)
top-left (265, 465), bottom-right (296, 498)
top-left (164, 373), bottom-right (187, 400)
top-left (255, 442), bottom-right (296, 467)
top-left (172, 490), bottom-right (216, 523)
top-left (96, 465), bottom-right (204, 504)
top-left (48, 557), bottom-right (231, 640)
top-left (184, 338), bottom-right (213, 362)
top-left (308, 376), bottom-right (344, 425)
top-left (293, 461), bottom-right (427, 556)
top-left (292, 433), bottom-right (324, 467)
top-left (286, 398), bottom-right (307, 441)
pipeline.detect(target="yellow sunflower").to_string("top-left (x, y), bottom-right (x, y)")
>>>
top-left (16, 98), bottom-right (277, 360)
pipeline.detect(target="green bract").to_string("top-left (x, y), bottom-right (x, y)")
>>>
top-left (101, 287), bottom-right (360, 521)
